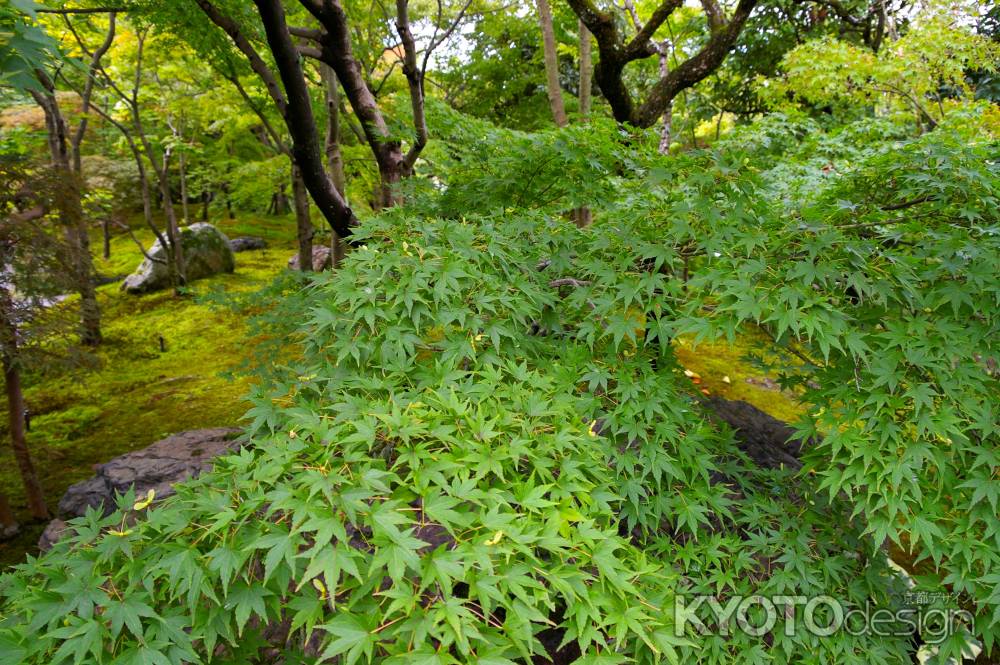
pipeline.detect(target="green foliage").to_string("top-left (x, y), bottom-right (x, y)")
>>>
top-left (665, 123), bottom-right (999, 660)
top-left (0, 184), bottom-right (917, 663)
top-left (763, 8), bottom-right (1000, 127)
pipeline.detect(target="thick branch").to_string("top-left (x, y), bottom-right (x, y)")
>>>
top-left (252, 0), bottom-right (356, 237)
top-left (634, 0), bottom-right (759, 127)
top-left (567, 0), bottom-right (635, 123)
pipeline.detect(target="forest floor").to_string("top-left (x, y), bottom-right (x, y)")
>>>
top-left (0, 214), bottom-right (300, 565)
top-left (0, 215), bottom-right (804, 566)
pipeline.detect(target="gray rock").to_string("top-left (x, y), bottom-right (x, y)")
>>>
top-left (40, 428), bottom-right (243, 551)
top-left (122, 223), bottom-right (236, 294)
top-left (37, 519), bottom-right (67, 551)
top-left (287, 246), bottom-right (332, 272)
top-left (230, 236), bottom-right (267, 252)
top-left (57, 476), bottom-right (107, 518)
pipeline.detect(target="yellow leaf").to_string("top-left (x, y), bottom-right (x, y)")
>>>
top-left (132, 488), bottom-right (155, 511)
top-left (484, 530), bottom-right (504, 546)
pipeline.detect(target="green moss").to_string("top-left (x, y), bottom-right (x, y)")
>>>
top-left (672, 330), bottom-right (807, 424)
top-left (0, 213), bottom-right (300, 566)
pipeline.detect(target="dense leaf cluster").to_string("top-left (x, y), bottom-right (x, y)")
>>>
top-left (1, 106), bottom-right (997, 665)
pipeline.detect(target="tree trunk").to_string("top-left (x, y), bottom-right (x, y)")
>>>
top-left (29, 85), bottom-right (102, 346)
top-left (536, 0), bottom-right (568, 128)
top-left (567, 0), bottom-right (759, 127)
top-left (292, 164), bottom-right (314, 272)
top-left (322, 64), bottom-right (348, 265)
top-left (270, 184), bottom-right (290, 216)
top-left (202, 190), bottom-right (210, 221)
top-left (321, 64), bottom-right (347, 197)
top-left (59, 174), bottom-right (102, 345)
top-left (574, 21), bottom-right (593, 228)
top-left (579, 20), bottom-right (592, 118)
top-left (157, 149), bottom-right (185, 292)
top-left (102, 218), bottom-right (112, 260)
top-left (658, 48), bottom-right (673, 154)
top-left (0, 304), bottom-right (48, 521)
top-left (179, 150), bottom-right (190, 225)
top-left (376, 157), bottom-right (404, 209)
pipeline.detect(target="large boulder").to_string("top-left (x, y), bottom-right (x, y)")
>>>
top-left (287, 246), bottom-right (332, 271)
top-left (122, 223), bottom-right (236, 294)
top-left (40, 427), bottom-right (242, 550)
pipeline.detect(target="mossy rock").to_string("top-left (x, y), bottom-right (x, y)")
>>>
top-left (122, 223), bottom-right (236, 294)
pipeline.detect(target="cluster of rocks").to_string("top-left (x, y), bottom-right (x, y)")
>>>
top-left (39, 427), bottom-right (242, 550)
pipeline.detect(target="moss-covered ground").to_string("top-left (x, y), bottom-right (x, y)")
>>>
top-left (0, 214), bottom-right (301, 566)
top-left (0, 215), bottom-right (804, 567)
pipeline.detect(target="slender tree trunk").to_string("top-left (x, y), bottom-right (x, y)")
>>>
top-left (536, 0), bottom-right (568, 127)
top-left (270, 184), bottom-right (290, 216)
top-left (178, 151), bottom-right (190, 225)
top-left (322, 64), bottom-right (347, 269)
top-left (57, 172), bottom-right (101, 344)
top-left (658, 47), bottom-right (673, 155)
top-left (574, 21), bottom-right (594, 227)
top-left (202, 190), bottom-right (210, 221)
top-left (579, 20), bottom-right (592, 118)
top-left (102, 218), bottom-right (112, 259)
top-left (0, 300), bottom-right (48, 521)
top-left (156, 149), bottom-right (185, 292)
top-left (292, 164), bottom-right (314, 272)
top-left (321, 64), bottom-right (347, 197)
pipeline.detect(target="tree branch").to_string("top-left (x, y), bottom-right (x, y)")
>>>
top-left (194, 0), bottom-right (288, 115)
top-left (623, 0), bottom-right (684, 60)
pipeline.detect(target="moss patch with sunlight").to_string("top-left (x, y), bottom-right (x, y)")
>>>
top-left (0, 214), bottom-right (299, 565)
